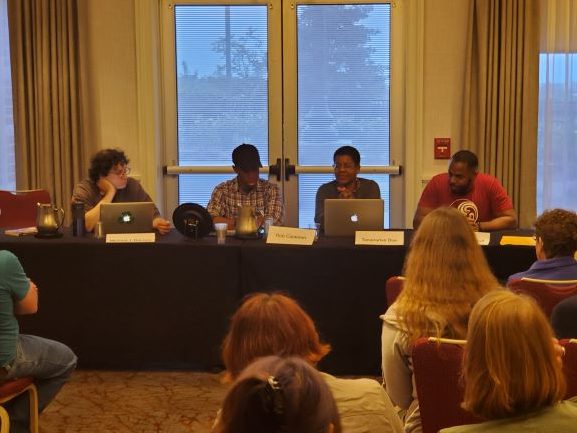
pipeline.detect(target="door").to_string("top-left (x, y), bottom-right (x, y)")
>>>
top-left (161, 0), bottom-right (400, 227)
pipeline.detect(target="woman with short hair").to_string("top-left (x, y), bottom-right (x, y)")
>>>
top-left (441, 290), bottom-right (577, 432)
top-left (221, 292), bottom-right (403, 433)
top-left (215, 356), bottom-right (341, 433)
top-left (381, 207), bottom-right (500, 433)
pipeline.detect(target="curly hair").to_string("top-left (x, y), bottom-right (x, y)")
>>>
top-left (535, 208), bottom-right (577, 258)
top-left (88, 149), bottom-right (129, 183)
top-left (396, 207), bottom-right (499, 342)
top-left (333, 146), bottom-right (361, 166)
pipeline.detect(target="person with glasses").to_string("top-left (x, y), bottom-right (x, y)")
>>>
top-left (72, 148), bottom-right (171, 234)
top-left (314, 146), bottom-right (381, 229)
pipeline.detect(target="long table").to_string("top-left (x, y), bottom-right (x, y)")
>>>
top-left (0, 229), bottom-right (536, 375)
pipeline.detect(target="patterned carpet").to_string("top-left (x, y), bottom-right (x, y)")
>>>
top-left (39, 370), bottom-right (227, 433)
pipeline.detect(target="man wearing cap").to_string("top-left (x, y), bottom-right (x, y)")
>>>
top-left (207, 144), bottom-right (284, 228)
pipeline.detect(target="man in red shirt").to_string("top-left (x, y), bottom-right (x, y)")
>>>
top-left (413, 150), bottom-right (517, 231)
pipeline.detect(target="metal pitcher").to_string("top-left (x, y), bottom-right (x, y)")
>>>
top-left (235, 205), bottom-right (258, 238)
top-left (36, 203), bottom-right (65, 236)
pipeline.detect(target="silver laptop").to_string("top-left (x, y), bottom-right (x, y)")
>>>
top-left (324, 199), bottom-right (384, 237)
top-left (99, 202), bottom-right (155, 235)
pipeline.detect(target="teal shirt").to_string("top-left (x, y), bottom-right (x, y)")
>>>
top-left (441, 400), bottom-right (577, 433)
top-left (0, 251), bottom-right (30, 366)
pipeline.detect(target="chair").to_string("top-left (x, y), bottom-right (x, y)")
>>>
top-left (0, 190), bottom-right (51, 229)
top-left (560, 339), bottom-right (577, 399)
top-left (385, 275), bottom-right (404, 307)
top-left (412, 337), bottom-right (480, 433)
top-left (508, 278), bottom-right (577, 317)
top-left (0, 377), bottom-right (39, 433)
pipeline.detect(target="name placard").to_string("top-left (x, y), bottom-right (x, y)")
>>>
top-left (355, 231), bottom-right (404, 246)
top-left (475, 232), bottom-right (490, 246)
top-left (266, 226), bottom-right (315, 245)
top-left (499, 235), bottom-right (535, 247)
top-left (106, 233), bottom-right (156, 243)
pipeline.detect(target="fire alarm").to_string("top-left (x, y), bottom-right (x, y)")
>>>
top-left (434, 138), bottom-right (451, 159)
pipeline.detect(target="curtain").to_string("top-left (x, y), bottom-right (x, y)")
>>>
top-left (8, 0), bottom-right (84, 217)
top-left (538, 0), bottom-right (577, 213)
top-left (462, 0), bottom-right (540, 228)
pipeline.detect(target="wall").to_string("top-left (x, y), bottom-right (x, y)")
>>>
top-left (79, 0), bottom-right (471, 227)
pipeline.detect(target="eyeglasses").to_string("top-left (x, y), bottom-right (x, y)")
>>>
top-left (333, 163), bottom-right (357, 170)
top-left (110, 166), bottom-right (131, 176)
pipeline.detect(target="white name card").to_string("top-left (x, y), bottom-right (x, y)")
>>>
top-left (266, 226), bottom-right (315, 245)
top-left (475, 232), bottom-right (490, 246)
top-left (105, 233), bottom-right (156, 243)
top-left (355, 231), bottom-right (404, 246)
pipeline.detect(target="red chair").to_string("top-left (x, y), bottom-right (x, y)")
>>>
top-left (560, 339), bottom-right (577, 399)
top-left (508, 278), bottom-right (577, 317)
top-left (0, 377), bottom-right (39, 433)
top-left (412, 337), bottom-right (480, 433)
top-left (385, 275), bottom-right (404, 307)
top-left (0, 190), bottom-right (51, 229)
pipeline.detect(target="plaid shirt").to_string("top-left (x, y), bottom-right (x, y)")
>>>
top-left (207, 178), bottom-right (284, 225)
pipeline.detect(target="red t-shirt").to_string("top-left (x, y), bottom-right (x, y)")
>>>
top-left (418, 172), bottom-right (513, 223)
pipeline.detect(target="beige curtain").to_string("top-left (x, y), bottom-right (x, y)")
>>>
top-left (462, 0), bottom-right (540, 228)
top-left (8, 0), bottom-right (85, 217)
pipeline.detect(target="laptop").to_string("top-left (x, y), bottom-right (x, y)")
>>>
top-left (99, 202), bottom-right (155, 235)
top-left (324, 199), bottom-right (384, 237)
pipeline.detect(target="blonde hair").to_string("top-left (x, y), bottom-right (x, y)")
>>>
top-left (462, 290), bottom-right (566, 419)
top-left (396, 207), bottom-right (498, 342)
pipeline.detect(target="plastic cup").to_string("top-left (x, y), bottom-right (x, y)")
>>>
top-left (214, 223), bottom-right (228, 245)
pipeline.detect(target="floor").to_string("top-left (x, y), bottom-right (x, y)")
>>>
top-left (39, 370), bottom-right (227, 433)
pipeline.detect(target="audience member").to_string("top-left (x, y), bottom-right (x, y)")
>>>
top-left (315, 146), bottom-right (380, 228)
top-left (0, 250), bottom-right (77, 433)
top-left (221, 292), bottom-right (403, 433)
top-left (413, 150), bottom-right (516, 231)
top-left (381, 207), bottom-right (499, 433)
top-left (214, 356), bottom-right (341, 433)
top-left (72, 148), bottom-right (170, 233)
top-left (441, 290), bottom-right (577, 433)
top-left (552, 295), bottom-right (577, 339)
top-left (207, 144), bottom-right (283, 229)
top-left (508, 208), bottom-right (577, 283)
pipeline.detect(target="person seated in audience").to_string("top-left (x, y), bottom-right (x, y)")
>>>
top-left (71, 148), bottom-right (171, 234)
top-left (0, 250), bottom-right (77, 433)
top-left (440, 290), bottom-right (577, 433)
top-left (221, 292), bottom-right (403, 433)
top-left (214, 356), bottom-right (342, 433)
top-left (381, 207), bottom-right (500, 433)
top-left (552, 295), bottom-right (577, 339)
top-left (507, 208), bottom-right (577, 283)
top-left (315, 146), bottom-right (381, 229)
top-left (207, 143), bottom-right (284, 229)
top-left (413, 150), bottom-right (517, 231)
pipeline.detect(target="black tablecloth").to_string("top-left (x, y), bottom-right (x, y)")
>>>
top-left (0, 229), bottom-right (536, 374)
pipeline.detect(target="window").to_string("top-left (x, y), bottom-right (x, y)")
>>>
top-left (0, 0), bottom-right (15, 190)
top-left (162, 0), bottom-right (395, 227)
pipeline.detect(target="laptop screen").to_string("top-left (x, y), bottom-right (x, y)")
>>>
top-left (99, 202), bottom-right (155, 234)
top-left (324, 199), bottom-right (384, 237)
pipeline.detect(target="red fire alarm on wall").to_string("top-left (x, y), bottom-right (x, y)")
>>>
top-left (434, 137), bottom-right (451, 159)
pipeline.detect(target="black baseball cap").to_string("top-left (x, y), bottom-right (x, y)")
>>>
top-left (232, 144), bottom-right (263, 171)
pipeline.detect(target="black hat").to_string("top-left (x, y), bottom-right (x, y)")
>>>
top-left (232, 144), bottom-right (263, 171)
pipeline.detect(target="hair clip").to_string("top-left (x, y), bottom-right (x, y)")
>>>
top-left (261, 375), bottom-right (284, 416)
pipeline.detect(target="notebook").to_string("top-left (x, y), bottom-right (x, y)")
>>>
top-left (324, 199), bottom-right (384, 237)
top-left (99, 202), bottom-right (155, 235)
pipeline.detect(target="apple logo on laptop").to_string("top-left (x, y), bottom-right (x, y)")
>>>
top-left (350, 213), bottom-right (359, 223)
top-left (119, 212), bottom-right (134, 224)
